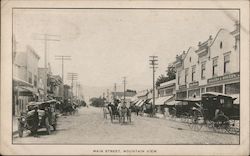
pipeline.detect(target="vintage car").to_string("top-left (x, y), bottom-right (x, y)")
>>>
top-left (18, 101), bottom-right (58, 137)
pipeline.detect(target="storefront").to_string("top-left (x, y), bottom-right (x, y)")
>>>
top-left (13, 78), bottom-right (36, 116)
top-left (206, 72), bottom-right (240, 94)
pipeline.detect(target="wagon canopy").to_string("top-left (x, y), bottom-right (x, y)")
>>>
top-left (201, 92), bottom-right (237, 100)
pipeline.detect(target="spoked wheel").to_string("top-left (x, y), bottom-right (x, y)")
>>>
top-left (190, 110), bottom-right (203, 131)
top-left (205, 120), bottom-right (214, 130)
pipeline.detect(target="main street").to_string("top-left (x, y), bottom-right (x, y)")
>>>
top-left (13, 107), bottom-right (239, 144)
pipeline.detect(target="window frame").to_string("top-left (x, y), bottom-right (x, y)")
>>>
top-left (185, 68), bottom-right (189, 84)
top-left (191, 65), bottom-right (196, 82)
top-left (224, 53), bottom-right (230, 74)
top-left (212, 57), bottom-right (218, 77)
top-left (201, 62), bottom-right (206, 79)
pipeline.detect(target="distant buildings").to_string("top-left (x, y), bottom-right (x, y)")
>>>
top-left (111, 90), bottom-right (137, 103)
top-left (13, 41), bottom-right (72, 116)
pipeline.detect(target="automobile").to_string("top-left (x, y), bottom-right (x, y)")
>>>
top-left (17, 100), bottom-right (58, 137)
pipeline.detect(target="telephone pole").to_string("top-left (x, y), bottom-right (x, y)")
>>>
top-left (67, 72), bottom-right (78, 103)
top-left (122, 77), bottom-right (127, 104)
top-left (55, 55), bottom-right (71, 83)
top-left (149, 56), bottom-right (158, 115)
top-left (33, 33), bottom-right (60, 68)
top-left (114, 83), bottom-right (117, 100)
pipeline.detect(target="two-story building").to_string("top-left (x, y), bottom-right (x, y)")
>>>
top-left (13, 45), bottom-right (40, 115)
top-left (175, 23), bottom-right (240, 104)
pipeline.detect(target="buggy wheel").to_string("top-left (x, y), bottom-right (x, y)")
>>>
top-left (18, 122), bottom-right (24, 137)
top-left (225, 120), bottom-right (239, 134)
top-left (45, 117), bottom-right (51, 135)
top-left (205, 120), bottom-right (214, 130)
top-left (191, 110), bottom-right (203, 131)
top-left (187, 116), bottom-right (193, 128)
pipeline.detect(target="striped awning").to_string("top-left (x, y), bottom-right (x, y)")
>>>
top-left (155, 96), bottom-right (172, 106)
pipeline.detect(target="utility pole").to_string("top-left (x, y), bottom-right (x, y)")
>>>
top-left (33, 33), bottom-right (60, 68)
top-left (122, 77), bottom-right (127, 104)
top-left (33, 34), bottom-right (60, 101)
top-left (55, 55), bottom-right (71, 102)
top-left (114, 83), bottom-right (117, 100)
top-left (67, 72), bottom-right (78, 104)
top-left (55, 55), bottom-right (71, 83)
top-left (107, 89), bottom-right (109, 102)
top-left (149, 56), bottom-right (158, 115)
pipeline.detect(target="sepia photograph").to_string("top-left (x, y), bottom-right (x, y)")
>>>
top-left (1, 0), bottom-right (249, 155)
top-left (12, 8), bottom-right (240, 145)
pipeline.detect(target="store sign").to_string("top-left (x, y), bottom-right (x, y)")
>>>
top-left (207, 72), bottom-right (240, 84)
top-left (179, 84), bottom-right (187, 90)
top-left (189, 81), bottom-right (199, 88)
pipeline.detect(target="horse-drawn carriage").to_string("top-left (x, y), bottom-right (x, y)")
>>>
top-left (177, 92), bottom-right (239, 134)
top-left (103, 100), bottom-right (131, 124)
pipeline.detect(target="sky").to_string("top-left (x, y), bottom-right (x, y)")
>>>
top-left (13, 9), bottom-right (239, 98)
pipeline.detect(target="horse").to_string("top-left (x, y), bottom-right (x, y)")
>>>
top-left (118, 103), bottom-right (131, 124)
top-left (107, 103), bottom-right (120, 123)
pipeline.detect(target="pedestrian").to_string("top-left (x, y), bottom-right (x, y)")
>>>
top-left (32, 106), bottom-right (39, 137)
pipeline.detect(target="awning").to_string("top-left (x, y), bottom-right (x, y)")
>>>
top-left (134, 99), bottom-right (142, 106)
top-left (164, 96), bottom-right (175, 105)
top-left (137, 100), bottom-right (145, 107)
top-left (155, 96), bottom-right (172, 105)
top-left (19, 86), bottom-right (35, 93)
top-left (148, 98), bottom-right (153, 104)
top-left (13, 77), bottom-right (33, 87)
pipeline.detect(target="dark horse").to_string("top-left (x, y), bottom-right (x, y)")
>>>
top-left (107, 103), bottom-right (120, 123)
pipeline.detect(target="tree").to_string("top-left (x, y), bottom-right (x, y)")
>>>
top-left (90, 97), bottom-right (105, 107)
top-left (156, 74), bottom-right (168, 87)
top-left (155, 64), bottom-right (176, 87)
top-left (166, 64), bottom-right (176, 81)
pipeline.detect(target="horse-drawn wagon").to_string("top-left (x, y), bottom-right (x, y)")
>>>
top-left (178, 92), bottom-right (239, 134)
top-left (103, 101), bottom-right (131, 124)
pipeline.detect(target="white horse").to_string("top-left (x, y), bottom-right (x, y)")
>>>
top-left (118, 102), bottom-right (131, 124)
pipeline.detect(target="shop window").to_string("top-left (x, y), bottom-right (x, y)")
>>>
top-left (201, 62), bottom-right (206, 79)
top-left (192, 65), bottom-right (196, 81)
top-left (224, 54), bottom-right (230, 73)
top-left (28, 71), bottom-right (32, 84)
top-left (185, 68), bottom-right (189, 83)
top-left (225, 82), bottom-right (240, 94)
top-left (201, 88), bottom-right (205, 93)
top-left (177, 91), bottom-right (187, 99)
top-left (212, 57), bottom-right (218, 76)
top-left (220, 41), bottom-right (223, 49)
top-left (188, 89), bottom-right (200, 98)
top-left (206, 85), bottom-right (223, 93)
